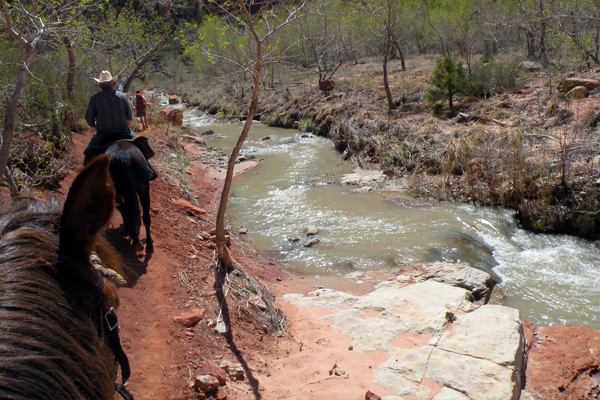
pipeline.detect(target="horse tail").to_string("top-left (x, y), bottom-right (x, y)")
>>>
top-left (108, 149), bottom-right (141, 241)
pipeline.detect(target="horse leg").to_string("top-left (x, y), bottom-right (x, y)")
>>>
top-left (121, 191), bottom-right (140, 245)
top-left (139, 185), bottom-right (152, 250)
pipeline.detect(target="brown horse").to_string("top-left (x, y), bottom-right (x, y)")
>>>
top-left (0, 156), bottom-right (131, 400)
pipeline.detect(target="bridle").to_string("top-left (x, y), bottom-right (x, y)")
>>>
top-left (97, 302), bottom-right (133, 400)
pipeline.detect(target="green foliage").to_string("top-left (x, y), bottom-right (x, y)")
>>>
top-left (261, 111), bottom-right (277, 126)
top-left (426, 56), bottom-right (468, 114)
top-left (467, 58), bottom-right (522, 98)
top-left (298, 117), bottom-right (312, 132)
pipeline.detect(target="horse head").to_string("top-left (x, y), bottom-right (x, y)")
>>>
top-left (0, 156), bottom-right (131, 400)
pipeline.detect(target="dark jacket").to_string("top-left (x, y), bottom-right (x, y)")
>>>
top-left (84, 87), bottom-right (134, 151)
top-left (85, 87), bottom-right (132, 132)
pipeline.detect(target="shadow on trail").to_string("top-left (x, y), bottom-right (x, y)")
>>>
top-left (105, 225), bottom-right (153, 286)
top-left (214, 262), bottom-right (262, 400)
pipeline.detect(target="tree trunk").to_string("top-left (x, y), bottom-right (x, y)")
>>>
top-left (525, 30), bottom-right (535, 58)
top-left (390, 31), bottom-right (406, 70)
top-left (0, 50), bottom-right (36, 196)
top-left (538, 0), bottom-right (547, 63)
top-left (382, 36), bottom-right (395, 111)
top-left (215, 41), bottom-right (263, 273)
top-left (122, 37), bottom-right (168, 93)
top-left (63, 36), bottom-right (75, 102)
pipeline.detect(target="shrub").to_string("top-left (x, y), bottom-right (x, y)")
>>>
top-left (468, 59), bottom-right (522, 98)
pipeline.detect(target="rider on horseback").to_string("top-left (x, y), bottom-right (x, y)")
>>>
top-left (84, 70), bottom-right (158, 181)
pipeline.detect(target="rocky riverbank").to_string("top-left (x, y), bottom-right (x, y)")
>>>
top-left (272, 262), bottom-right (600, 400)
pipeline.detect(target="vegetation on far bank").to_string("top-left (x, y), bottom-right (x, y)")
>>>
top-left (3, 0), bottom-right (600, 239)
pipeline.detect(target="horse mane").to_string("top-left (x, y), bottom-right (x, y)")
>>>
top-left (0, 199), bottom-right (116, 400)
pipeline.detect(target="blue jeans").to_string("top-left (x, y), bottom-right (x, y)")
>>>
top-left (83, 126), bottom-right (136, 165)
top-left (85, 126), bottom-right (136, 152)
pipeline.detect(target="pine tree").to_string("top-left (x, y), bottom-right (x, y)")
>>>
top-left (426, 56), bottom-right (468, 115)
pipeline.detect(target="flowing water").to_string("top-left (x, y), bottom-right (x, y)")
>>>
top-left (184, 110), bottom-right (600, 330)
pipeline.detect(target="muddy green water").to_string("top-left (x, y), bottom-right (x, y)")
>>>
top-left (185, 110), bottom-right (600, 330)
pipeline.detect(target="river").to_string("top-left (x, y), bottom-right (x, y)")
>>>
top-left (184, 109), bottom-right (600, 330)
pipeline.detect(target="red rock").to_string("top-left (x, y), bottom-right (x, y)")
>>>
top-left (523, 321), bottom-right (600, 399)
top-left (160, 108), bottom-right (183, 126)
top-left (168, 94), bottom-right (181, 104)
top-left (195, 392), bottom-right (206, 400)
top-left (193, 375), bottom-right (219, 393)
top-left (170, 198), bottom-right (207, 216)
top-left (319, 79), bottom-right (335, 91)
top-left (173, 308), bottom-right (206, 327)
top-left (198, 360), bottom-right (227, 385)
top-left (365, 390), bottom-right (381, 400)
top-left (558, 78), bottom-right (600, 92)
top-left (216, 388), bottom-right (228, 400)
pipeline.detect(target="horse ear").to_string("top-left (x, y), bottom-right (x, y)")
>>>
top-left (59, 155), bottom-right (115, 258)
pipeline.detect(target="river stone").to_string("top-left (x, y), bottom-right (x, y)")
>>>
top-left (340, 169), bottom-right (386, 186)
top-left (426, 349), bottom-right (520, 400)
top-left (373, 368), bottom-right (419, 396)
top-left (288, 288), bottom-right (358, 310)
top-left (284, 267), bottom-right (525, 400)
top-left (305, 225), bottom-right (318, 235)
top-left (303, 238), bottom-right (320, 247)
top-left (326, 310), bottom-right (409, 353)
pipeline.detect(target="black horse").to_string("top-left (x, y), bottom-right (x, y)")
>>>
top-left (105, 140), bottom-right (153, 251)
top-left (0, 156), bottom-right (131, 399)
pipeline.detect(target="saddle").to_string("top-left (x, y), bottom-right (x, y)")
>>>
top-left (109, 136), bottom-right (155, 159)
top-left (84, 136), bottom-right (155, 166)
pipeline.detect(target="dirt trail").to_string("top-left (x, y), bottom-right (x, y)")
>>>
top-left (65, 126), bottom-right (393, 400)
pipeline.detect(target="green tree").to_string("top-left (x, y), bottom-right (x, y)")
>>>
top-left (353, 0), bottom-right (405, 111)
top-left (194, 0), bottom-right (309, 273)
top-left (88, 7), bottom-right (173, 93)
top-left (0, 0), bottom-right (93, 195)
top-left (426, 56), bottom-right (468, 115)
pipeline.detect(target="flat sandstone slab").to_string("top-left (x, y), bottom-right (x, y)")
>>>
top-left (283, 263), bottom-right (524, 400)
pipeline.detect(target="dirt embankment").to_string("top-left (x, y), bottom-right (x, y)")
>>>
top-left (187, 59), bottom-right (600, 241)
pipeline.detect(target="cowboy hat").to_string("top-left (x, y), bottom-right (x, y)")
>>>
top-left (93, 70), bottom-right (118, 83)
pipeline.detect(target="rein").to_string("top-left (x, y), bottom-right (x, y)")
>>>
top-left (98, 303), bottom-right (133, 400)
top-left (58, 250), bottom-right (134, 400)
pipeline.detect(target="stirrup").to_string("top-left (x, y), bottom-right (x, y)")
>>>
top-left (148, 164), bottom-right (158, 181)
